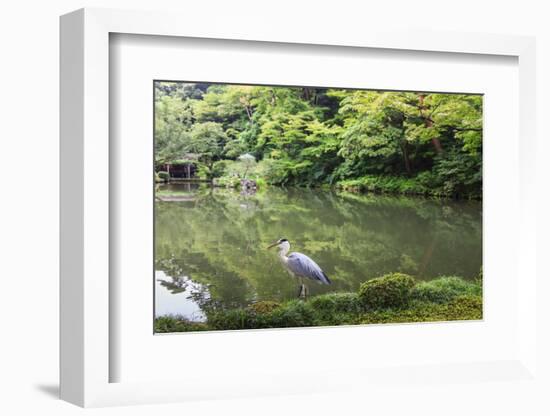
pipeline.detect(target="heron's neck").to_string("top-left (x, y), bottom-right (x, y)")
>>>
top-left (278, 246), bottom-right (290, 259)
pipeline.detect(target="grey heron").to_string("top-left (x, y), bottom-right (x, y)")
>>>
top-left (267, 238), bottom-right (331, 299)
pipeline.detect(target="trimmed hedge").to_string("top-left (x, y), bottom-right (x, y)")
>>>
top-left (410, 276), bottom-right (481, 304)
top-left (207, 300), bottom-right (317, 330)
top-left (360, 295), bottom-right (483, 324)
top-left (358, 273), bottom-right (416, 310)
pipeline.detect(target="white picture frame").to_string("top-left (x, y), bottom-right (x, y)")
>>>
top-left (60, 7), bottom-right (539, 408)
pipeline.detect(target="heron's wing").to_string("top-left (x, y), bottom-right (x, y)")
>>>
top-left (287, 253), bottom-right (331, 284)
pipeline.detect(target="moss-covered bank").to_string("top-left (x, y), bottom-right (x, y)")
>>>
top-left (155, 274), bottom-right (483, 333)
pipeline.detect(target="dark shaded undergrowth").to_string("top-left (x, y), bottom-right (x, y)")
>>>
top-left (155, 273), bottom-right (483, 333)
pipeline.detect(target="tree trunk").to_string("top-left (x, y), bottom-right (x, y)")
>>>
top-left (418, 94), bottom-right (443, 154)
top-left (431, 137), bottom-right (444, 154)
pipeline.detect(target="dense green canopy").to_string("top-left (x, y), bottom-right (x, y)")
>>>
top-left (155, 81), bottom-right (482, 198)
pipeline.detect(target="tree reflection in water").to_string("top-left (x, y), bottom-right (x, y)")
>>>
top-left (155, 185), bottom-right (482, 320)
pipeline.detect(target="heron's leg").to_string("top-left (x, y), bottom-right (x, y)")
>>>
top-left (298, 277), bottom-right (308, 300)
top-left (299, 285), bottom-right (307, 300)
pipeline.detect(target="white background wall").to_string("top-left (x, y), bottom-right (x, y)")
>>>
top-left (0, 0), bottom-right (548, 414)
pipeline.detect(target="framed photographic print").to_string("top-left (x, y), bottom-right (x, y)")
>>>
top-left (60, 7), bottom-right (541, 409)
top-left (152, 80), bottom-right (484, 334)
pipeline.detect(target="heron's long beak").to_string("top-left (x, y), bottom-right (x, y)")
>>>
top-left (266, 242), bottom-right (279, 249)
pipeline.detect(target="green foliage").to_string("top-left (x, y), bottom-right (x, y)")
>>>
top-left (260, 158), bottom-right (294, 185)
top-left (360, 295), bottom-right (482, 324)
top-left (410, 276), bottom-right (482, 304)
top-left (335, 166), bottom-right (482, 199)
top-left (432, 148), bottom-right (482, 198)
top-left (155, 186), bottom-right (482, 317)
top-left (211, 160), bottom-right (228, 178)
top-left (358, 273), bottom-right (416, 310)
top-left (154, 82), bottom-right (482, 198)
top-left (308, 293), bottom-right (362, 324)
top-left (254, 177), bottom-right (267, 189)
top-left (261, 300), bottom-right (317, 328)
top-left (212, 176), bottom-right (241, 188)
top-left (157, 171), bottom-right (170, 181)
top-left (206, 309), bottom-right (253, 331)
top-left (206, 300), bottom-right (317, 330)
top-left (248, 301), bottom-right (281, 314)
top-left (188, 122), bottom-right (226, 174)
top-left (237, 153), bottom-right (256, 178)
top-left (154, 315), bottom-right (209, 332)
top-left (336, 175), bottom-right (430, 196)
top-left (155, 275), bottom-right (482, 333)
top-left (154, 94), bottom-right (194, 165)
top-left (309, 292), bottom-right (361, 315)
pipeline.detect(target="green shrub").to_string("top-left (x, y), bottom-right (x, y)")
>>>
top-left (334, 172), bottom-right (483, 199)
top-left (154, 315), bottom-right (209, 333)
top-left (207, 300), bottom-right (317, 330)
top-left (262, 300), bottom-right (317, 328)
top-left (157, 171), bottom-right (170, 182)
top-left (432, 148), bottom-right (482, 199)
top-left (446, 295), bottom-right (483, 318)
top-left (415, 171), bottom-right (440, 189)
top-left (336, 178), bottom-right (363, 192)
top-left (261, 158), bottom-right (294, 185)
top-left (254, 177), bottom-right (267, 189)
top-left (157, 274), bottom-right (484, 332)
top-left (207, 308), bottom-right (256, 330)
top-left (336, 176), bottom-right (424, 195)
top-left (211, 161), bottom-right (228, 178)
top-left (307, 293), bottom-right (361, 325)
top-left (309, 293), bottom-right (360, 315)
top-left (158, 277), bottom-right (483, 332)
top-left (358, 273), bottom-right (416, 310)
top-left (410, 276), bottom-right (481, 304)
top-left (360, 294), bottom-right (482, 324)
top-left (248, 300), bottom-right (281, 314)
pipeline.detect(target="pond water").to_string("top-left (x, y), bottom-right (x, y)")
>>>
top-left (155, 184), bottom-right (482, 321)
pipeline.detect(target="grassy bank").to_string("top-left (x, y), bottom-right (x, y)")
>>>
top-left (335, 174), bottom-right (481, 200)
top-left (158, 173), bottom-right (479, 200)
top-left (156, 156), bottom-right (480, 199)
top-left (155, 274), bottom-right (483, 333)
